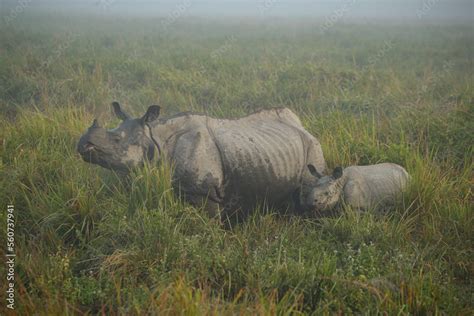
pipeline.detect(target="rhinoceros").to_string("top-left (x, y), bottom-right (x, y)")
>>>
top-left (304, 163), bottom-right (410, 215)
top-left (77, 102), bottom-right (326, 220)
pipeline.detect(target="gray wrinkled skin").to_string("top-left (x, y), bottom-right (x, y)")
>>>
top-left (77, 102), bottom-right (158, 173)
top-left (78, 102), bottom-right (326, 220)
top-left (304, 163), bottom-right (410, 215)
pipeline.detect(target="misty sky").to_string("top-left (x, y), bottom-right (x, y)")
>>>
top-left (1, 0), bottom-right (473, 21)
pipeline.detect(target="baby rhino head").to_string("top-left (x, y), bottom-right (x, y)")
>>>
top-left (306, 165), bottom-right (345, 214)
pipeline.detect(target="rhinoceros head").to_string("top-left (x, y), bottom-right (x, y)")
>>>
top-left (305, 164), bottom-right (344, 212)
top-left (77, 102), bottom-right (161, 172)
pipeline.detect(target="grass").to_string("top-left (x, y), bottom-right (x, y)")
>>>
top-left (0, 13), bottom-right (472, 315)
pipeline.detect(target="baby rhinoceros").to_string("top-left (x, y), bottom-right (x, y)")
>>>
top-left (305, 163), bottom-right (410, 215)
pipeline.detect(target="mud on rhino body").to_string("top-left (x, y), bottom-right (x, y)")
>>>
top-left (77, 102), bottom-right (326, 220)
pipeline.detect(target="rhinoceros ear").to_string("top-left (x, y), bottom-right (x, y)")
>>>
top-left (141, 105), bottom-right (161, 124)
top-left (112, 101), bottom-right (130, 121)
top-left (333, 167), bottom-right (343, 179)
top-left (307, 164), bottom-right (323, 178)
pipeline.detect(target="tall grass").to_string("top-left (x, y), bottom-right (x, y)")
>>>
top-left (0, 14), bottom-right (472, 314)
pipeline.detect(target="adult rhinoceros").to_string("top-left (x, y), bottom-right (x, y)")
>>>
top-left (77, 102), bottom-right (326, 220)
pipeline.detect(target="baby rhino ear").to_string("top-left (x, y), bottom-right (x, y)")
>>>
top-left (332, 167), bottom-right (343, 179)
top-left (307, 164), bottom-right (323, 178)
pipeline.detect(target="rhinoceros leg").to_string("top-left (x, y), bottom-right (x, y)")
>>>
top-left (298, 135), bottom-right (327, 201)
top-left (172, 129), bottom-right (225, 217)
top-left (305, 135), bottom-right (327, 176)
top-left (183, 192), bottom-right (223, 219)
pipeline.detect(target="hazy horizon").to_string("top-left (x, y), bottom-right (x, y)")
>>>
top-left (2, 0), bottom-right (473, 22)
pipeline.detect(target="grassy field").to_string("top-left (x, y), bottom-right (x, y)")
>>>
top-left (0, 13), bottom-right (473, 314)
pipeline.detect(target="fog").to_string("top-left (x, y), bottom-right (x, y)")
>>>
top-left (2, 0), bottom-right (473, 22)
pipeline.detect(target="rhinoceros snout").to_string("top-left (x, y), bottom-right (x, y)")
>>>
top-left (77, 140), bottom-right (96, 154)
top-left (77, 119), bottom-right (105, 153)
